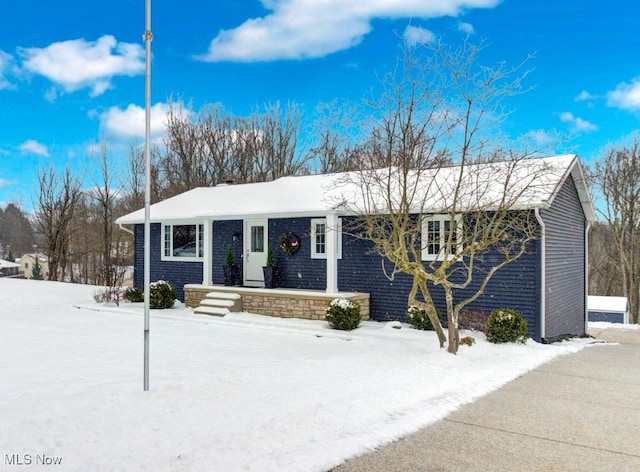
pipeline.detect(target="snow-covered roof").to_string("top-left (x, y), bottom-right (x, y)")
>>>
top-left (0, 259), bottom-right (20, 269)
top-left (116, 154), bottom-right (597, 225)
top-left (17, 253), bottom-right (48, 263)
top-left (588, 295), bottom-right (629, 313)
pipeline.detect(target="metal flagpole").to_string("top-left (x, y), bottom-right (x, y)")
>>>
top-left (143, 0), bottom-right (153, 392)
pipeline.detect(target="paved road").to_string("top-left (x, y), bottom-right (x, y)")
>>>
top-left (332, 327), bottom-right (640, 472)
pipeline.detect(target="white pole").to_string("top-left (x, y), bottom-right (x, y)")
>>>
top-left (143, 0), bottom-right (153, 391)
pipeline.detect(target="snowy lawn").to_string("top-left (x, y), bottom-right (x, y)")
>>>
top-left (0, 279), bottom-right (591, 471)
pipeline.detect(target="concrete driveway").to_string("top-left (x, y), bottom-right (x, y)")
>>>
top-left (332, 327), bottom-right (640, 472)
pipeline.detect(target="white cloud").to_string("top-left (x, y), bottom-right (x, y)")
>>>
top-left (458, 22), bottom-right (475, 35)
top-left (0, 178), bottom-right (16, 188)
top-left (574, 90), bottom-right (595, 102)
top-left (198, 0), bottom-right (500, 62)
top-left (0, 51), bottom-right (15, 90)
top-left (19, 35), bottom-right (144, 98)
top-left (19, 140), bottom-right (50, 157)
top-left (404, 26), bottom-right (436, 45)
top-left (97, 103), bottom-right (168, 139)
top-left (525, 129), bottom-right (554, 146)
top-left (559, 112), bottom-right (597, 132)
top-left (607, 79), bottom-right (640, 110)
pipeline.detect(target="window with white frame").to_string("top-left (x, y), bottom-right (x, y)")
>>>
top-left (421, 215), bottom-right (461, 261)
top-left (162, 223), bottom-right (205, 260)
top-left (311, 218), bottom-right (342, 259)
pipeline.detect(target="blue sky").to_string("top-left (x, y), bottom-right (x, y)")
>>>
top-left (1, 0), bottom-right (639, 209)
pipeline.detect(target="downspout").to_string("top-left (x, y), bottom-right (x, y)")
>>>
top-left (584, 221), bottom-right (591, 332)
top-left (118, 223), bottom-right (134, 235)
top-left (534, 209), bottom-right (546, 341)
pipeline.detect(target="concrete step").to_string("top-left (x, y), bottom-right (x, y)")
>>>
top-left (206, 291), bottom-right (242, 300)
top-left (204, 291), bottom-right (243, 312)
top-left (193, 306), bottom-right (229, 317)
top-left (201, 299), bottom-right (235, 308)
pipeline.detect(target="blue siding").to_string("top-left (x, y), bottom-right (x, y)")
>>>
top-left (134, 223), bottom-right (204, 301)
top-left (268, 218), bottom-right (326, 290)
top-left (213, 220), bottom-right (243, 284)
top-left (540, 175), bottom-right (587, 339)
top-left (133, 215), bottom-right (542, 339)
top-left (336, 224), bottom-right (541, 339)
top-left (588, 310), bottom-right (624, 324)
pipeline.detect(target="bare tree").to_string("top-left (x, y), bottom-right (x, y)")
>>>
top-left (308, 100), bottom-right (364, 173)
top-left (253, 102), bottom-right (311, 180)
top-left (592, 140), bottom-right (640, 324)
top-left (34, 167), bottom-right (81, 281)
top-left (158, 100), bottom-right (310, 198)
top-left (335, 40), bottom-right (549, 354)
top-left (588, 222), bottom-right (624, 296)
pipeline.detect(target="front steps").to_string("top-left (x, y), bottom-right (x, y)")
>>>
top-left (193, 291), bottom-right (242, 317)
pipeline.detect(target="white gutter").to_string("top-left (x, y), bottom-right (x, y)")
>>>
top-left (534, 209), bottom-right (546, 340)
top-left (118, 223), bottom-right (134, 235)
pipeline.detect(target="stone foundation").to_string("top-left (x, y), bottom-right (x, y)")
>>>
top-left (184, 284), bottom-right (370, 321)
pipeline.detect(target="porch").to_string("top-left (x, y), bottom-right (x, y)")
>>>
top-left (184, 284), bottom-right (370, 321)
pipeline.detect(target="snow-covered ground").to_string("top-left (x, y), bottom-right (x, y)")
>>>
top-left (588, 320), bottom-right (640, 331)
top-left (0, 279), bottom-right (591, 471)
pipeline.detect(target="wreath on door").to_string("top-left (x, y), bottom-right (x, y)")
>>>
top-left (280, 232), bottom-right (301, 255)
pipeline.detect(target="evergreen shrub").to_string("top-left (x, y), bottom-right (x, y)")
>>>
top-left (124, 287), bottom-right (144, 303)
top-left (149, 280), bottom-right (177, 309)
top-left (485, 308), bottom-right (528, 344)
top-left (325, 298), bottom-right (361, 331)
top-left (406, 306), bottom-right (438, 331)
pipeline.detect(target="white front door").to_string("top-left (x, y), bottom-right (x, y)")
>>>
top-left (244, 219), bottom-right (267, 286)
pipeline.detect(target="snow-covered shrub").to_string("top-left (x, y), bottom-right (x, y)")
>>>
top-left (124, 287), bottom-right (144, 303)
top-left (485, 308), bottom-right (528, 344)
top-left (93, 287), bottom-right (124, 306)
top-left (325, 298), bottom-right (361, 331)
top-left (149, 280), bottom-right (177, 309)
top-left (406, 306), bottom-right (438, 331)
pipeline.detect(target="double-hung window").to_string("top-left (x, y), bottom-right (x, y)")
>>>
top-left (162, 223), bottom-right (205, 260)
top-left (310, 218), bottom-right (342, 259)
top-left (421, 215), bottom-right (461, 261)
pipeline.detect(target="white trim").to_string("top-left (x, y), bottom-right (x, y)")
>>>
top-left (243, 219), bottom-right (268, 287)
top-left (421, 214), bottom-right (462, 261)
top-left (535, 209), bottom-right (546, 340)
top-left (584, 221), bottom-right (591, 329)
top-left (202, 220), bottom-right (213, 285)
top-left (161, 222), bottom-right (205, 262)
top-left (326, 214), bottom-right (339, 293)
top-left (310, 218), bottom-right (342, 260)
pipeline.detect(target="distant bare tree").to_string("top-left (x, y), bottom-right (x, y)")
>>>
top-left (253, 102), bottom-right (311, 180)
top-left (34, 167), bottom-right (81, 281)
top-left (158, 100), bottom-right (310, 199)
top-left (592, 140), bottom-right (640, 324)
top-left (308, 100), bottom-right (363, 173)
top-left (588, 222), bottom-right (623, 296)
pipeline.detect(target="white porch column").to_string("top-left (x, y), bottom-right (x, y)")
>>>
top-left (326, 213), bottom-right (339, 293)
top-left (202, 219), bottom-right (213, 285)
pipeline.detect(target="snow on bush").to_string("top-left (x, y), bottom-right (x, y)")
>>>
top-left (149, 280), bottom-right (177, 309)
top-left (485, 308), bottom-right (528, 344)
top-left (406, 306), bottom-right (437, 331)
top-left (325, 298), bottom-right (361, 331)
